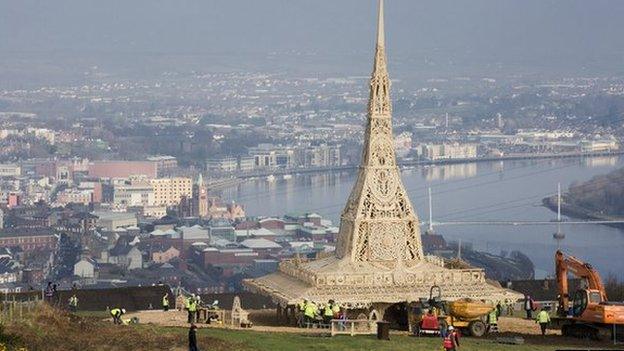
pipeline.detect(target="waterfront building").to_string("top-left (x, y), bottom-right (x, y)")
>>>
top-left (238, 156), bottom-right (256, 172)
top-left (245, 0), bottom-right (520, 319)
top-left (420, 142), bottom-right (478, 160)
top-left (579, 139), bottom-right (619, 152)
top-left (248, 144), bottom-right (297, 169)
top-left (206, 157), bottom-right (238, 173)
top-left (298, 144), bottom-right (341, 168)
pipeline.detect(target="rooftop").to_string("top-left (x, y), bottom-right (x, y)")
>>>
top-left (240, 238), bottom-right (282, 250)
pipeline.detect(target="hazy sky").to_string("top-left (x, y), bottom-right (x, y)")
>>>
top-left (1, 0), bottom-right (624, 78)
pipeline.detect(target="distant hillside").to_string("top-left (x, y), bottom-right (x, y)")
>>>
top-left (566, 168), bottom-right (624, 216)
top-left (543, 168), bottom-right (624, 225)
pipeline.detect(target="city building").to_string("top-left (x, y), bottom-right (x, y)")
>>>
top-left (112, 176), bottom-right (154, 207)
top-left (248, 144), bottom-right (296, 169)
top-left (152, 246), bottom-right (180, 264)
top-left (88, 161), bottom-right (158, 179)
top-left (142, 205), bottom-right (167, 218)
top-left (0, 228), bottom-right (57, 251)
top-left (199, 247), bottom-right (259, 275)
top-left (579, 139), bottom-right (619, 152)
top-left (146, 155), bottom-right (178, 176)
top-left (238, 156), bottom-right (256, 172)
top-left (193, 174), bottom-right (208, 218)
top-left (77, 180), bottom-right (103, 203)
top-left (206, 197), bottom-right (245, 220)
top-left (298, 144), bottom-right (341, 168)
top-left (208, 219), bottom-right (236, 242)
top-left (150, 177), bottom-right (192, 206)
top-left (56, 189), bottom-right (93, 206)
top-left (420, 143), bottom-right (478, 160)
top-left (0, 164), bottom-right (21, 177)
top-left (74, 257), bottom-right (97, 278)
top-left (93, 211), bottom-right (138, 231)
top-left (102, 237), bottom-right (143, 270)
top-left (7, 193), bottom-right (21, 208)
top-left (206, 157), bottom-right (238, 173)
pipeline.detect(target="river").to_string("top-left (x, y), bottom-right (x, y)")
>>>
top-left (220, 156), bottom-right (624, 280)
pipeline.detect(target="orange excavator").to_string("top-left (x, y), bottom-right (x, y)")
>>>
top-left (554, 250), bottom-right (624, 340)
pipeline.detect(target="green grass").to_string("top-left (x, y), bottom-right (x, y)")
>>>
top-left (154, 326), bottom-right (619, 351)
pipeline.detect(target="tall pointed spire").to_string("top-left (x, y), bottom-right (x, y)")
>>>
top-left (244, 0), bottom-right (523, 313)
top-left (369, 0), bottom-right (391, 119)
top-left (335, 0), bottom-right (424, 264)
top-left (376, 0), bottom-right (385, 48)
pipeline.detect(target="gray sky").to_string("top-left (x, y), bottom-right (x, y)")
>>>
top-left (1, 0), bottom-right (624, 78)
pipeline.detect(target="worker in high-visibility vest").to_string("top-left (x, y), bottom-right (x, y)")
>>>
top-left (487, 306), bottom-right (498, 332)
top-left (162, 293), bottom-right (170, 312)
top-left (331, 300), bottom-right (340, 318)
top-left (535, 307), bottom-right (551, 336)
top-left (323, 301), bottom-right (334, 325)
top-left (297, 300), bottom-right (307, 327)
top-left (187, 297), bottom-right (198, 323)
top-left (110, 308), bottom-right (126, 324)
top-left (68, 295), bottom-right (78, 312)
top-left (303, 301), bottom-right (317, 327)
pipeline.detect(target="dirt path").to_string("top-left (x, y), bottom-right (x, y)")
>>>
top-left (126, 310), bottom-right (552, 336)
top-left (498, 316), bottom-right (560, 336)
top-left (125, 309), bottom-right (326, 334)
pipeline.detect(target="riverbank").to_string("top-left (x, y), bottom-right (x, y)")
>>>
top-left (209, 150), bottom-right (624, 185)
top-left (542, 195), bottom-right (624, 229)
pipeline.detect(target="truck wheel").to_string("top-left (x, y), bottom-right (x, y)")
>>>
top-left (468, 320), bottom-right (486, 337)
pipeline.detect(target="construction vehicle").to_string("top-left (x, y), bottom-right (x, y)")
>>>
top-left (553, 250), bottom-right (624, 340)
top-left (423, 285), bottom-right (495, 337)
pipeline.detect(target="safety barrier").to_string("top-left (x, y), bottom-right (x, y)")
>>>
top-left (330, 319), bottom-right (375, 336)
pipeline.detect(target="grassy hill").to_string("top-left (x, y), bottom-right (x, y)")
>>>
top-left (0, 304), bottom-right (239, 351)
top-left (1, 305), bottom-right (619, 351)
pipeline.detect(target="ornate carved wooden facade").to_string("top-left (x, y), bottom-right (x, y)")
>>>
top-left (244, 0), bottom-right (522, 309)
top-left (335, 0), bottom-right (423, 265)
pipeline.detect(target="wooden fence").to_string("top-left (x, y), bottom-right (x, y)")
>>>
top-left (330, 319), bottom-right (376, 336)
top-left (0, 294), bottom-right (42, 323)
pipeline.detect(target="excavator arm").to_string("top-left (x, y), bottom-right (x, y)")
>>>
top-left (555, 250), bottom-right (607, 315)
